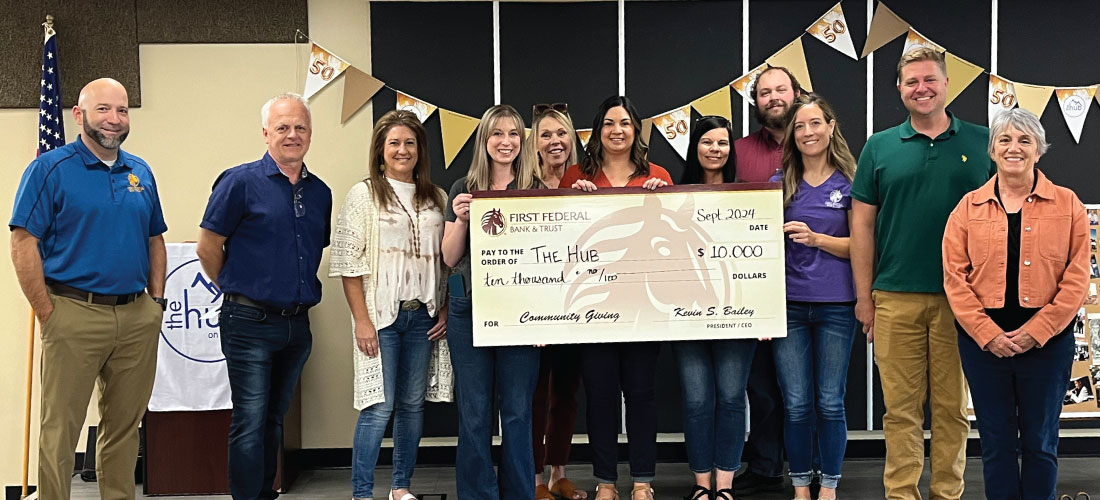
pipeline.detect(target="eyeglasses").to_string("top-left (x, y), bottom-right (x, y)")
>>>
top-left (293, 187), bottom-right (305, 218)
top-left (532, 102), bottom-right (569, 118)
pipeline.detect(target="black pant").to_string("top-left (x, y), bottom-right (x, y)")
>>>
top-left (581, 342), bottom-right (661, 482)
top-left (744, 340), bottom-right (785, 476)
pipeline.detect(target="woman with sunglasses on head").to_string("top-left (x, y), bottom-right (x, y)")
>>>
top-left (443, 104), bottom-right (544, 500)
top-left (768, 94), bottom-right (858, 500)
top-left (560, 95), bottom-right (671, 500)
top-left (674, 115), bottom-right (752, 500)
top-left (329, 110), bottom-right (451, 500)
top-left (526, 104), bottom-right (587, 500)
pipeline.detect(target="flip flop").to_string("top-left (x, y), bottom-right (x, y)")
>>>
top-left (537, 484), bottom-right (555, 500)
top-left (550, 478), bottom-right (589, 499)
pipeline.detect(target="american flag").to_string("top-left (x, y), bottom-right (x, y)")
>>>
top-left (38, 24), bottom-right (65, 155)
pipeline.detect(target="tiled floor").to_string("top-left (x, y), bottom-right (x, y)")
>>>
top-left (69, 458), bottom-right (1100, 499)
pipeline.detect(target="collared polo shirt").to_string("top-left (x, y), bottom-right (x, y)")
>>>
top-left (851, 112), bottom-right (995, 293)
top-left (734, 127), bottom-right (783, 182)
top-left (200, 153), bottom-right (332, 309)
top-left (9, 136), bottom-right (167, 295)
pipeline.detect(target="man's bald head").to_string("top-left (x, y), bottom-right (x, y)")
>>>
top-left (74, 78), bottom-right (130, 157)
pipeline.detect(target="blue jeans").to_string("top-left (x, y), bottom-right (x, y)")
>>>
top-left (351, 307), bottom-right (434, 498)
top-left (219, 300), bottom-right (313, 500)
top-left (673, 339), bottom-right (756, 474)
top-left (772, 302), bottom-right (856, 489)
top-left (448, 297), bottom-right (540, 500)
top-left (958, 327), bottom-right (1073, 500)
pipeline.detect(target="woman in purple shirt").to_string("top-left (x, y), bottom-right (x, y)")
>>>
top-left (768, 94), bottom-right (857, 500)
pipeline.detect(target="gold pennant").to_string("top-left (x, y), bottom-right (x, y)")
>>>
top-left (1014, 83), bottom-right (1054, 118)
top-left (766, 37), bottom-right (813, 92)
top-left (690, 86), bottom-right (733, 122)
top-left (438, 108), bottom-right (480, 169)
top-left (944, 52), bottom-right (983, 106)
top-left (640, 118), bottom-right (654, 146)
top-left (862, 2), bottom-right (909, 58)
top-left (340, 67), bottom-right (385, 124)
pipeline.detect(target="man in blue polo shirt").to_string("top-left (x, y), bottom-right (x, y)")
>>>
top-left (10, 78), bottom-right (167, 500)
top-left (197, 92), bottom-right (331, 500)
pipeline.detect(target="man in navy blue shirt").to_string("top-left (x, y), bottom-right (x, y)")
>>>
top-left (197, 92), bottom-right (331, 499)
top-left (10, 78), bottom-right (167, 500)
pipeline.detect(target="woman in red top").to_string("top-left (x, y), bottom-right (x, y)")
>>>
top-left (560, 96), bottom-right (671, 190)
top-left (562, 95), bottom-right (670, 500)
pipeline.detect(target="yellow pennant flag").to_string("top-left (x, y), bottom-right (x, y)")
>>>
top-left (730, 63), bottom-right (770, 104)
top-left (340, 66), bottom-right (385, 124)
top-left (396, 91), bottom-right (438, 124)
top-left (1014, 83), bottom-right (1054, 119)
top-left (438, 108), bottom-right (480, 169)
top-left (862, 2), bottom-right (909, 58)
top-left (640, 118), bottom-right (654, 147)
top-left (690, 86), bottom-right (733, 122)
top-left (576, 129), bottom-right (593, 149)
top-left (943, 52), bottom-right (983, 106)
top-left (766, 37), bottom-right (813, 92)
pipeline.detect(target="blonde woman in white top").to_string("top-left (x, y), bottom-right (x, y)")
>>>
top-left (330, 110), bottom-right (450, 500)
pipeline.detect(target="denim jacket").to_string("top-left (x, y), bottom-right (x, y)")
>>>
top-left (942, 169), bottom-right (1089, 348)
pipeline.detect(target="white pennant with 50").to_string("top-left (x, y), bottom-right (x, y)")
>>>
top-left (304, 42), bottom-right (351, 100)
top-left (653, 106), bottom-right (691, 160)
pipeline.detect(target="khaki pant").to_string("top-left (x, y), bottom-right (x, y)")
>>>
top-left (38, 293), bottom-right (162, 500)
top-left (872, 291), bottom-right (970, 500)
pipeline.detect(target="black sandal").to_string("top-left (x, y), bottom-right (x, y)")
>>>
top-left (684, 485), bottom-right (713, 500)
top-left (714, 488), bottom-right (736, 500)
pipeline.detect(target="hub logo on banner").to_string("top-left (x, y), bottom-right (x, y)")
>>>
top-left (148, 243), bottom-right (231, 411)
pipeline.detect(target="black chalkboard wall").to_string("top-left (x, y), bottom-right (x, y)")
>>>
top-left (370, 0), bottom-right (1100, 443)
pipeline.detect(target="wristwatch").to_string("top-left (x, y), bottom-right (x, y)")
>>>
top-left (152, 297), bottom-right (167, 311)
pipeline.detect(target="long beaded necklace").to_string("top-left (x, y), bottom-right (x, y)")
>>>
top-left (385, 176), bottom-right (423, 258)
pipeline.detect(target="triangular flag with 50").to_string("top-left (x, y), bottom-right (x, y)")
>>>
top-left (652, 106), bottom-right (691, 160)
top-left (576, 129), bottom-right (593, 149)
top-left (988, 74), bottom-right (1018, 123)
top-left (806, 2), bottom-right (857, 60)
top-left (396, 91), bottom-right (438, 123)
top-left (304, 42), bottom-right (351, 100)
top-left (1055, 86), bottom-right (1097, 143)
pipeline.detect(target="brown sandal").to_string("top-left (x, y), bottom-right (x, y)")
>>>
top-left (594, 483), bottom-right (619, 500)
top-left (550, 478), bottom-right (587, 499)
top-left (536, 484), bottom-right (554, 500)
top-left (631, 485), bottom-right (654, 500)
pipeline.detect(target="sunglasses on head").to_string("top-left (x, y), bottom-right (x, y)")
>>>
top-left (695, 115), bottom-right (731, 126)
top-left (533, 102), bottom-right (569, 118)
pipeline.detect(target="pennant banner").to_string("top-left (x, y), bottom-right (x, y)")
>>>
top-left (1056, 86), bottom-right (1097, 143)
top-left (944, 52), bottom-right (983, 106)
top-left (731, 63), bottom-right (769, 105)
top-left (652, 106), bottom-right (691, 160)
top-left (576, 128), bottom-right (593, 149)
top-left (1014, 83), bottom-right (1054, 119)
top-left (438, 108), bottom-right (480, 169)
top-left (340, 66), bottom-right (385, 124)
top-left (640, 118), bottom-right (654, 146)
top-left (690, 86), bottom-right (733, 122)
top-left (988, 74), bottom-right (1018, 123)
top-left (397, 91), bottom-right (438, 123)
top-left (806, 2), bottom-right (858, 60)
top-left (903, 28), bottom-right (945, 56)
top-left (862, 2), bottom-right (909, 58)
top-left (766, 37), bottom-right (814, 92)
top-left (304, 42), bottom-right (351, 100)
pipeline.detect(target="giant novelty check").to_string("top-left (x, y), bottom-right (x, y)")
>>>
top-left (470, 183), bottom-right (787, 346)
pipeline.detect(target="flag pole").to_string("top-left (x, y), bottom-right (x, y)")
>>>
top-left (23, 14), bottom-right (54, 499)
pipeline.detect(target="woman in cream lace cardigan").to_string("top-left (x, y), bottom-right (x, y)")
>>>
top-left (329, 110), bottom-right (453, 500)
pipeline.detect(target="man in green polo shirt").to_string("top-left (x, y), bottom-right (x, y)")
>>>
top-left (851, 47), bottom-right (995, 500)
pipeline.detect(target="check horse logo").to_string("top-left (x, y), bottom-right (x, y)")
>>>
top-left (481, 208), bottom-right (506, 236)
top-left (563, 194), bottom-right (734, 323)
